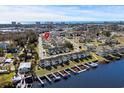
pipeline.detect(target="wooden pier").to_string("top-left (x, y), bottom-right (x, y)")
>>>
top-left (64, 70), bottom-right (71, 75)
top-left (83, 63), bottom-right (90, 69)
top-left (45, 75), bottom-right (52, 82)
top-left (37, 76), bottom-right (45, 85)
top-left (69, 68), bottom-right (77, 74)
top-left (75, 65), bottom-right (82, 71)
top-left (58, 71), bottom-right (64, 77)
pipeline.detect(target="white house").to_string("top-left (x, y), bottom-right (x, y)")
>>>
top-left (18, 62), bottom-right (31, 73)
top-left (77, 53), bottom-right (82, 59)
top-left (58, 57), bottom-right (63, 64)
top-left (72, 53), bottom-right (78, 60)
top-left (62, 56), bottom-right (68, 63)
top-left (51, 58), bottom-right (58, 65)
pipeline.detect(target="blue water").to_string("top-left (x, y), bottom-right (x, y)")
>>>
top-left (43, 59), bottom-right (124, 88)
top-left (14, 21), bottom-right (119, 24)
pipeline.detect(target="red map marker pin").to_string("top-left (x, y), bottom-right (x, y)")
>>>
top-left (44, 32), bottom-right (50, 40)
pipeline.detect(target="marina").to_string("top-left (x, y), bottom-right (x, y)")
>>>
top-left (59, 70), bottom-right (70, 79)
top-left (14, 55), bottom-right (124, 88)
top-left (47, 73), bottom-right (61, 82)
top-left (46, 58), bottom-right (124, 88)
top-left (15, 58), bottom-right (124, 88)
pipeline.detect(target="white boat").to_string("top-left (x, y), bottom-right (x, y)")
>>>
top-left (87, 62), bottom-right (98, 68)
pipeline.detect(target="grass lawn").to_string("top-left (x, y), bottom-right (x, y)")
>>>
top-left (5, 53), bottom-right (13, 58)
top-left (0, 72), bottom-right (14, 87)
top-left (116, 36), bottom-right (124, 44)
top-left (90, 39), bottom-right (103, 47)
top-left (34, 46), bottom-right (39, 54)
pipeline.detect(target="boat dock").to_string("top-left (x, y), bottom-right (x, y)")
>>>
top-left (34, 61), bottom-right (99, 86)
top-left (47, 73), bottom-right (61, 82)
top-left (58, 70), bottom-right (70, 78)
top-left (83, 63), bottom-right (90, 69)
top-left (70, 66), bottom-right (80, 74)
top-left (69, 68), bottom-right (77, 74)
top-left (37, 76), bottom-right (45, 85)
top-left (65, 68), bottom-right (72, 74)
top-left (64, 70), bottom-right (71, 75)
top-left (52, 73), bottom-right (59, 78)
top-left (45, 75), bottom-right (52, 82)
top-left (77, 64), bottom-right (87, 72)
top-left (16, 79), bottom-right (26, 88)
top-left (58, 71), bottom-right (64, 77)
top-left (75, 65), bottom-right (81, 70)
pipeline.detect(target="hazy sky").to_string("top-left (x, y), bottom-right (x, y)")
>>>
top-left (0, 5), bottom-right (124, 23)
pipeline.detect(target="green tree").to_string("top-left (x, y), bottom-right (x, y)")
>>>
top-left (0, 48), bottom-right (4, 56)
top-left (64, 41), bottom-right (74, 50)
top-left (103, 31), bottom-right (111, 37)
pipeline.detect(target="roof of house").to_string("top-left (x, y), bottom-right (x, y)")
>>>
top-left (19, 62), bottom-right (31, 69)
top-left (0, 57), bottom-right (5, 62)
top-left (4, 58), bottom-right (13, 63)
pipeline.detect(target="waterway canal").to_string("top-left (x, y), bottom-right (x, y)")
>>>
top-left (33, 59), bottom-right (124, 88)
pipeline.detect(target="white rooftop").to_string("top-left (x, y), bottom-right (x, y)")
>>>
top-left (5, 58), bottom-right (13, 63)
top-left (19, 62), bottom-right (31, 69)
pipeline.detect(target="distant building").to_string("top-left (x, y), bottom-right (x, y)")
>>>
top-left (0, 42), bottom-right (9, 49)
top-left (11, 21), bottom-right (16, 25)
top-left (36, 22), bottom-right (41, 27)
top-left (17, 22), bottom-right (22, 26)
top-left (36, 22), bottom-right (40, 25)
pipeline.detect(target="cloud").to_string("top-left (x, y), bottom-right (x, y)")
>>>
top-left (0, 5), bottom-right (124, 23)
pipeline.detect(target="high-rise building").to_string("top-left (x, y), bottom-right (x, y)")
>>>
top-left (36, 22), bottom-right (41, 25)
top-left (11, 21), bottom-right (16, 25)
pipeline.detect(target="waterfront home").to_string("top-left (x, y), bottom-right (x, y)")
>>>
top-left (80, 52), bottom-right (87, 59)
top-left (62, 56), bottom-right (68, 63)
top-left (18, 62), bottom-right (31, 74)
top-left (118, 47), bottom-right (124, 54)
top-left (67, 54), bottom-right (72, 60)
top-left (43, 59), bottom-right (51, 67)
top-left (71, 53), bottom-right (78, 60)
top-left (51, 58), bottom-right (58, 66)
top-left (58, 57), bottom-right (63, 64)
top-left (39, 51), bottom-right (91, 68)
top-left (77, 53), bottom-right (82, 59)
